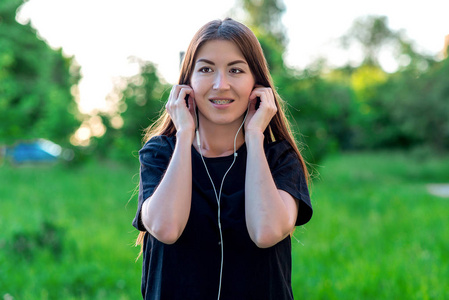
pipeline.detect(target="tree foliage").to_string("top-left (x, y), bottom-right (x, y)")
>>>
top-left (96, 1), bottom-right (447, 165)
top-left (1, 0), bottom-right (446, 168)
top-left (240, 0), bottom-right (287, 46)
top-left (338, 15), bottom-right (448, 153)
top-left (237, 0), bottom-right (352, 163)
top-left (94, 59), bottom-right (170, 162)
top-left (341, 15), bottom-right (397, 66)
top-left (0, 0), bottom-right (81, 147)
top-left (363, 58), bottom-right (449, 152)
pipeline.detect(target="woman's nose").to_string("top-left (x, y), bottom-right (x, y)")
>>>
top-left (213, 72), bottom-right (230, 90)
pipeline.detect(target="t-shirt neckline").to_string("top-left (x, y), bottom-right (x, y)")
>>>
top-left (191, 143), bottom-right (247, 162)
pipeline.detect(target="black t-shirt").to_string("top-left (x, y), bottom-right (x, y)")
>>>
top-left (133, 135), bottom-right (312, 300)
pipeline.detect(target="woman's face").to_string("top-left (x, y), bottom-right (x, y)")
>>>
top-left (190, 39), bottom-right (255, 127)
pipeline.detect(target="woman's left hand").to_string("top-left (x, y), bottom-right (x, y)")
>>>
top-left (245, 86), bottom-right (277, 135)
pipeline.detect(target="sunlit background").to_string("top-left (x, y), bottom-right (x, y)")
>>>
top-left (17, 0), bottom-right (449, 113)
top-left (1, 0), bottom-right (449, 299)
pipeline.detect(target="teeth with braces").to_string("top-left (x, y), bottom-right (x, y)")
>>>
top-left (211, 99), bottom-right (232, 104)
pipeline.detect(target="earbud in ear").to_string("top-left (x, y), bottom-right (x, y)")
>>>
top-left (255, 97), bottom-right (261, 110)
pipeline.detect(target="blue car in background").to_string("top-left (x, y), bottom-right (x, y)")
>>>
top-left (1, 139), bottom-right (73, 165)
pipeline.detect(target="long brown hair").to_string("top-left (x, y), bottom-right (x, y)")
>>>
top-left (135, 18), bottom-right (309, 255)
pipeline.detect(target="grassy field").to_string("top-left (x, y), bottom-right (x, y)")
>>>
top-left (1, 152), bottom-right (448, 299)
top-left (292, 152), bottom-right (449, 299)
top-left (0, 160), bottom-right (143, 299)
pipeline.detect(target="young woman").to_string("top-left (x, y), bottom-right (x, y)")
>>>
top-left (132, 18), bottom-right (313, 300)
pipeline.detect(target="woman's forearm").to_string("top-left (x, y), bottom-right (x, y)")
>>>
top-left (245, 132), bottom-right (298, 248)
top-left (141, 132), bottom-right (193, 244)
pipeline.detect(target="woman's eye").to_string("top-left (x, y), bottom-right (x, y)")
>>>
top-left (199, 67), bottom-right (212, 73)
top-left (230, 68), bottom-right (243, 74)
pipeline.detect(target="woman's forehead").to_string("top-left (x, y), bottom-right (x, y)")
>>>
top-left (194, 40), bottom-right (246, 64)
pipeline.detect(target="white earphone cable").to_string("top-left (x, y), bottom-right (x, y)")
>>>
top-left (194, 102), bottom-right (250, 300)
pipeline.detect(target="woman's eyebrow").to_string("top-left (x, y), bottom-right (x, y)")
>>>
top-left (196, 58), bottom-right (215, 65)
top-left (228, 60), bottom-right (248, 66)
top-left (196, 58), bottom-right (248, 66)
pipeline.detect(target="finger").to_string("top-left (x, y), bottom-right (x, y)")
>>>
top-left (167, 85), bottom-right (183, 109)
top-left (167, 85), bottom-right (177, 104)
top-left (250, 88), bottom-right (269, 106)
top-left (249, 89), bottom-right (259, 101)
top-left (178, 87), bottom-right (194, 108)
top-left (250, 86), bottom-right (269, 97)
top-left (249, 88), bottom-right (277, 119)
top-left (166, 88), bottom-right (175, 111)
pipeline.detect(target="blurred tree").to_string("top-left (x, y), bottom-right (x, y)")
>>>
top-left (373, 57), bottom-right (449, 152)
top-left (236, 0), bottom-right (351, 163)
top-left (281, 64), bottom-right (354, 162)
top-left (336, 15), bottom-right (446, 154)
top-left (341, 15), bottom-right (397, 66)
top-left (236, 0), bottom-right (289, 79)
top-left (0, 0), bottom-right (81, 147)
top-left (347, 64), bottom-right (390, 148)
top-left (240, 0), bottom-right (286, 46)
top-left (94, 58), bottom-right (170, 162)
top-left (340, 14), bottom-right (435, 71)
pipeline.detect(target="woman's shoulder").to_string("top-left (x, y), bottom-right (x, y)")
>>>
top-left (264, 139), bottom-right (296, 160)
top-left (139, 135), bottom-right (176, 157)
top-left (142, 135), bottom-right (176, 149)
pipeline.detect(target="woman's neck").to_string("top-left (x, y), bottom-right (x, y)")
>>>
top-left (194, 121), bottom-right (245, 158)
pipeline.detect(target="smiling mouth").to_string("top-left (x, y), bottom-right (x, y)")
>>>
top-left (210, 99), bottom-right (234, 105)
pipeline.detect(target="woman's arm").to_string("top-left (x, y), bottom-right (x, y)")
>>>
top-left (245, 132), bottom-right (298, 248)
top-left (141, 85), bottom-right (196, 244)
top-left (244, 87), bottom-right (298, 248)
top-left (141, 132), bottom-right (193, 244)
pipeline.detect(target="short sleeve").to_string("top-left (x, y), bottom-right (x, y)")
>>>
top-left (132, 135), bottom-right (176, 231)
top-left (265, 140), bottom-right (313, 226)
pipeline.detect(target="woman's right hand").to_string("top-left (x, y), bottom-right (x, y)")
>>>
top-left (143, 85), bottom-right (195, 244)
top-left (166, 85), bottom-right (196, 138)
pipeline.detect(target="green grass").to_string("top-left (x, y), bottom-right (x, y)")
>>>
top-left (1, 152), bottom-right (448, 299)
top-left (292, 151), bottom-right (449, 299)
top-left (0, 160), bottom-right (143, 299)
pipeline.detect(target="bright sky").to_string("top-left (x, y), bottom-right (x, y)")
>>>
top-left (17, 0), bottom-right (449, 114)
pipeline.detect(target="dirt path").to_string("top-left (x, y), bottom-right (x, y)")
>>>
top-left (427, 184), bottom-right (449, 198)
